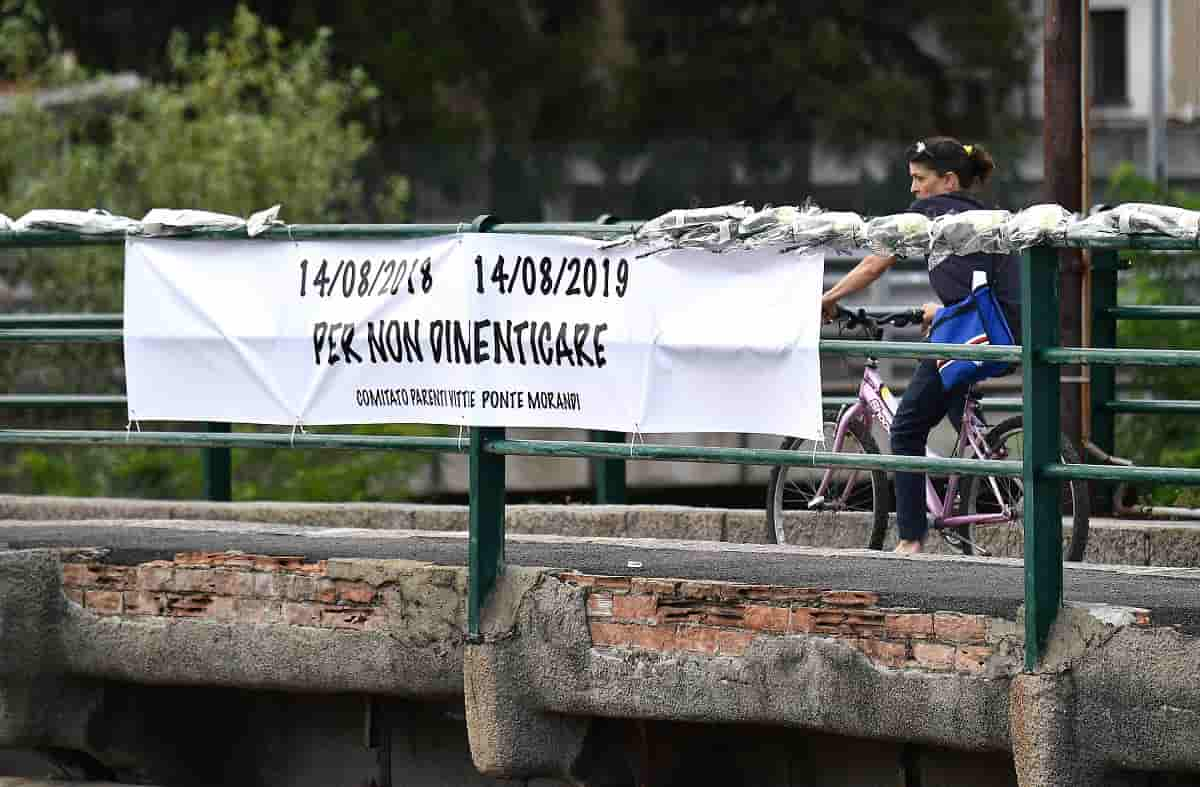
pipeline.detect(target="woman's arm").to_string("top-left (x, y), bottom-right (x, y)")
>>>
top-left (820, 253), bottom-right (898, 321)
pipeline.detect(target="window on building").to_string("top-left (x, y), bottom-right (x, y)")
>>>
top-left (1090, 9), bottom-right (1128, 106)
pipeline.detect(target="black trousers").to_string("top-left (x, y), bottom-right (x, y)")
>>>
top-left (891, 360), bottom-right (971, 542)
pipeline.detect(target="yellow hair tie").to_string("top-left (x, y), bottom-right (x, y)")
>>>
top-left (964, 145), bottom-right (974, 155)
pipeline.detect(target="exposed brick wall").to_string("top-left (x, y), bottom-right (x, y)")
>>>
top-left (560, 572), bottom-right (1051, 675)
top-left (61, 551), bottom-right (391, 632)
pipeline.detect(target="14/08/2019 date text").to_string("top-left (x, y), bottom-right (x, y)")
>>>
top-left (298, 257), bottom-right (433, 298)
top-left (475, 254), bottom-right (629, 298)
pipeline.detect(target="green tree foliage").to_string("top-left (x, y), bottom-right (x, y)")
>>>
top-left (42, 0), bottom-right (1033, 218)
top-left (0, 5), bottom-right (426, 501)
top-left (1103, 164), bottom-right (1200, 507)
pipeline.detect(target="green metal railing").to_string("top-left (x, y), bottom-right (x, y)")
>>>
top-left (3, 219), bottom-right (1199, 670)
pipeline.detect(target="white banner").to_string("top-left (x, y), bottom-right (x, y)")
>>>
top-left (124, 235), bottom-right (823, 438)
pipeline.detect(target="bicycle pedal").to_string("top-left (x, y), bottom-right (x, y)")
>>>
top-left (939, 529), bottom-right (992, 557)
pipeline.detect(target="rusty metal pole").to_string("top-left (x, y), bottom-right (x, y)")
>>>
top-left (1044, 0), bottom-right (1084, 452)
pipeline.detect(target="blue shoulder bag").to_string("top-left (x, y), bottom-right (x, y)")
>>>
top-left (928, 283), bottom-right (1016, 390)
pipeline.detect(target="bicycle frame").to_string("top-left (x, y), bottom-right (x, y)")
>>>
top-left (818, 360), bottom-right (1015, 528)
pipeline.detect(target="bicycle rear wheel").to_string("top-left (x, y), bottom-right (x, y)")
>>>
top-left (960, 415), bottom-right (1090, 561)
top-left (766, 420), bottom-right (890, 547)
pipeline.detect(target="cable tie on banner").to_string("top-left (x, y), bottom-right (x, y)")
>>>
top-left (289, 418), bottom-right (307, 448)
top-left (125, 408), bottom-right (141, 441)
top-left (286, 223), bottom-right (297, 245)
top-left (457, 420), bottom-right (466, 452)
top-left (629, 422), bottom-right (645, 457)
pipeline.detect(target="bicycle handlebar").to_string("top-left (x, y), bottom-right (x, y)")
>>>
top-left (835, 306), bottom-right (926, 331)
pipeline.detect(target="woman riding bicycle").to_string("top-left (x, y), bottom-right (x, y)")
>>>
top-left (819, 137), bottom-right (1020, 554)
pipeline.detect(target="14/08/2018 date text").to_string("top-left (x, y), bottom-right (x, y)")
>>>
top-left (298, 257), bottom-right (433, 298)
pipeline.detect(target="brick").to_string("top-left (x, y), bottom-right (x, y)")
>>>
top-left (559, 572), bottom-right (594, 587)
top-left (63, 587), bottom-right (84, 606)
top-left (587, 592), bottom-right (614, 617)
top-left (821, 590), bottom-right (880, 608)
top-left (858, 639), bottom-right (909, 668)
top-left (679, 581), bottom-right (724, 601)
top-left (701, 605), bottom-right (745, 626)
top-left (236, 598), bottom-right (280, 624)
top-left (164, 594), bottom-right (235, 620)
top-left (334, 580), bottom-right (375, 605)
top-left (282, 602), bottom-right (322, 626)
top-left (676, 625), bottom-right (751, 655)
top-left (590, 621), bottom-right (673, 651)
top-left (321, 606), bottom-right (374, 629)
top-left (253, 555), bottom-right (307, 572)
top-left (220, 553), bottom-right (257, 569)
top-left (84, 590), bottom-right (123, 615)
top-left (812, 609), bottom-right (848, 633)
top-left (212, 569), bottom-right (255, 597)
top-left (885, 613), bottom-right (934, 640)
top-left (1132, 609), bottom-right (1152, 626)
top-left (253, 572), bottom-right (287, 598)
top-left (740, 605), bottom-right (790, 633)
top-left (846, 610), bottom-right (886, 637)
top-left (934, 612), bottom-right (988, 644)
top-left (62, 563), bottom-right (95, 586)
top-left (912, 642), bottom-right (956, 671)
top-left (676, 625), bottom-right (721, 655)
top-left (316, 579), bottom-right (337, 604)
top-left (591, 576), bottom-right (633, 592)
top-left (122, 591), bottom-right (162, 616)
top-left (173, 569), bottom-right (218, 594)
top-left (657, 601), bottom-right (704, 624)
top-left (956, 645), bottom-right (993, 674)
top-left (289, 575), bottom-right (318, 601)
top-left (714, 628), bottom-right (755, 656)
top-left (294, 559), bottom-right (328, 575)
top-left (790, 606), bottom-right (816, 633)
top-left (136, 565), bottom-right (174, 592)
top-left (175, 551), bottom-right (230, 567)
top-left (630, 578), bottom-right (678, 596)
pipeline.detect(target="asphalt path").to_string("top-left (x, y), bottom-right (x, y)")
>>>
top-left (3, 519), bottom-right (1199, 634)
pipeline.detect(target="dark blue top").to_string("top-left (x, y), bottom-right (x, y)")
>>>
top-left (907, 192), bottom-right (1021, 327)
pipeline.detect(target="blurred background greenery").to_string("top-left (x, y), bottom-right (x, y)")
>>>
top-left (0, 1), bottom-right (1191, 503)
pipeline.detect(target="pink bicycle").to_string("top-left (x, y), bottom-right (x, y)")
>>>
top-left (766, 307), bottom-right (1090, 560)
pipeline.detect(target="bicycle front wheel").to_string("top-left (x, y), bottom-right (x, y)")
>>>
top-left (766, 420), bottom-right (890, 547)
top-left (960, 415), bottom-right (1091, 561)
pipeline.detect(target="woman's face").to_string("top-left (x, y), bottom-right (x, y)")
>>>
top-left (909, 162), bottom-right (959, 200)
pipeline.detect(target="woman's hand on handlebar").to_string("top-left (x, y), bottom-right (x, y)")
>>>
top-left (820, 295), bottom-right (840, 324)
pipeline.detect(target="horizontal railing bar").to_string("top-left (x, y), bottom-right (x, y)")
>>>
top-left (1104, 305), bottom-right (1200, 321)
top-left (1044, 462), bottom-right (1200, 486)
top-left (485, 438), bottom-right (1022, 477)
top-left (0, 328), bottom-right (122, 343)
top-left (823, 395), bottom-right (1023, 412)
top-left (0, 314), bottom-right (122, 328)
top-left (822, 340), bottom-right (1022, 362)
top-left (1062, 233), bottom-right (1200, 251)
top-left (0, 222), bottom-right (644, 247)
top-left (0, 395), bottom-right (126, 407)
top-left (1106, 399), bottom-right (1200, 415)
top-left (0, 226), bottom-right (1195, 248)
top-left (0, 429), bottom-right (466, 452)
top-left (1042, 347), bottom-right (1200, 367)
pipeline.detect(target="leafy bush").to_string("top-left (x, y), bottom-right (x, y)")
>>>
top-left (1103, 164), bottom-right (1200, 507)
top-left (0, 4), bottom-right (428, 501)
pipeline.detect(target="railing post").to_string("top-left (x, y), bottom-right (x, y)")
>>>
top-left (202, 422), bottom-right (232, 501)
top-left (1089, 250), bottom-right (1120, 515)
top-left (1022, 247), bottom-right (1063, 670)
top-left (468, 426), bottom-right (506, 639)
top-left (467, 212), bottom-right (506, 639)
top-left (589, 430), bottom-right (627, 504)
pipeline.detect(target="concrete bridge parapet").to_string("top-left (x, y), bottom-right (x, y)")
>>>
top-left (2, 525), bottom-right (1200, 786)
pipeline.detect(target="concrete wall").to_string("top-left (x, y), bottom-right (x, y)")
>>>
top-left (2, 495), bottom-right (1199, 568)
top-left (3, 540), bottom-right (1200, 786)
